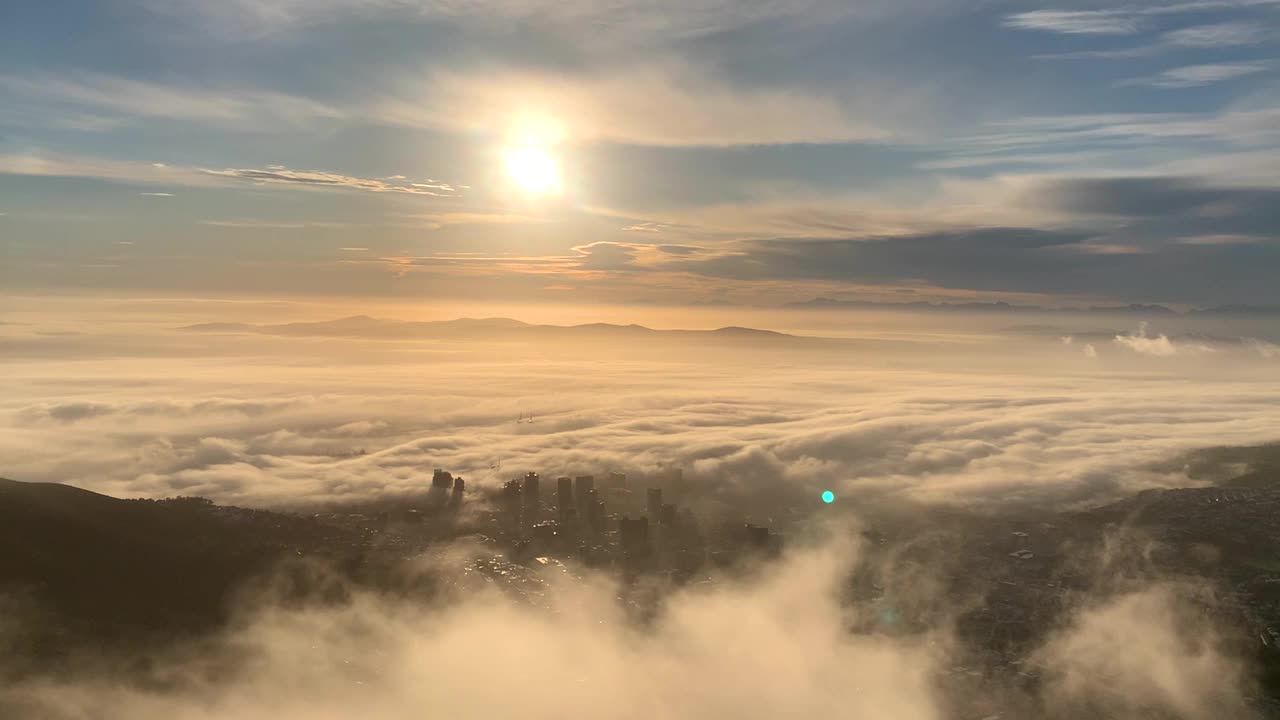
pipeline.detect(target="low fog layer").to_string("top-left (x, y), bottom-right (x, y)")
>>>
top-left (2, 299), bottom-right (1275, 719)
top-left (0, 529), bottom-right (1256, 720)
top-left (3, 300), bottom-right (1278, 509)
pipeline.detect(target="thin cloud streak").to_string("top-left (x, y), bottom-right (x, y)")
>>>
top-left (1115, 62), bottom-right (1271, 88)
top-left (371, 64), bottom-right (915, 146)
top-left (0, 73), bottom-right (343, 130)
top-left (201, 167), bottom-right (462, 196)
top-left (1004, 10), bottom-right (1141, 34)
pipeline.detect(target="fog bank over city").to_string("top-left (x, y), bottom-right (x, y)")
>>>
top-left (0, 521), bottom-right (1257, 720)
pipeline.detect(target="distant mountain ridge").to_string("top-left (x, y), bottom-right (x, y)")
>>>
top-left (179, 316), bottom-right (799, 341)
top-left (788, 298), bottom-right (1280, 315)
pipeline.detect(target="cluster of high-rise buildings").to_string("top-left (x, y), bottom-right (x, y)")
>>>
top-left (489, 469), bottom-right (705, 564)
top-left (500, 472), bottom-right (616, 535)
top-left (425, 465), bottom-right (781, 571)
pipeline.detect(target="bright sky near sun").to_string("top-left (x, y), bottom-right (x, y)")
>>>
top-left (2, 0), bottom-right (1280, 308)
top-left (505, 144), bottom-right (562, 196)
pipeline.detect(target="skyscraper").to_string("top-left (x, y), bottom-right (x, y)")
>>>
top-left (557, 476), bottom-right (573, 520)
top-left (647, 487), bottom-right (662, 522)
top-left (574, 475), bottom-right (594, 512)
top-left (619, 516), bottom-right (649, 553)
top-left (660, 503), bottom-right (677, 527)
top-left (668, 467), bottom-right (686, 498)
top-left (744, 523), bottom-right (770, 549)
top-left (522, 472), bottom-right (540, 523)
top-left (501, 480), bottom-right (522, 531)
top-left (584, 487), bottom-right (604, 535)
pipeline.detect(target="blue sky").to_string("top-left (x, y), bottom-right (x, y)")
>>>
top-left (3, 0), bottom-right (1279, 308)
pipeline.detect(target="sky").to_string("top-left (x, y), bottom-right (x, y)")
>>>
top-left (3, 0), bottom-right (1280, 309)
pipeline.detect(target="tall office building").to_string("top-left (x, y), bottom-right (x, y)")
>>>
top-left (584, 487), bottom-right (605, 535)
top-left (574, 475), bottom-right (595, 512)
top-left (522, 472), bottom-right (540, 523)
top-left (744, 523), bottom-right (770, 549)
top-left (501, 480), bottom-right (522, 530)
top-left (668, 467), bottom-right (686, 499)
top-left (647, 487), bottom-right (663, 522)
top-left (660, 503), bottom-right (677, 527)
top-left (556, 477), bottom-right (573, 520)
top-left (619, 516), bottom-right (649, 553)
top-left (450, 476), bottom-right (465, 508)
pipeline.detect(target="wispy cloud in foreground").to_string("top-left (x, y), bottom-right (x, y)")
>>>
top-left (0, 518), bottom-right (1256, 719)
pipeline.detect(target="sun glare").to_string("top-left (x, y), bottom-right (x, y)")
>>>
top-left (504, 144), bottom-right (562, 195)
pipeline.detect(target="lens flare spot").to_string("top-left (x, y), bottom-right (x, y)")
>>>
top-left (821, 490), bottom-right (835, 504)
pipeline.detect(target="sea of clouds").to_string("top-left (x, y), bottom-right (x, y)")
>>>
top-left (3, 300), bottom-right (1279, 510)
top-left (2, 297), bottom-right (1277, 718)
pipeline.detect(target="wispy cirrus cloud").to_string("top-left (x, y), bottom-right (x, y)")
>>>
top-left (1116, 62), bottom-right (1270, 88)
top-left (372, 64), bottom-right (917, 146)
top-left (397, 211), bottom-right (549, 228)
top-left (198, 219), bottom-right (353, 230)
top-left (0, 73), bottom-right (343, 131)
top-left (1004, 10), bottom-right (1142, 35)
top-left (144, 0), bottom-right (896, 45)
top-left (1006, 1), bottom-right (1280, 40)
top-left (1035, 21), bottom-right (1267, 59)
top-left (0, 152), bottom-right (463, 202)
top-left (1163, 21), bottom-right (1266, 47)
top-left (0, 152), bottom-right (201, 186)
top-left (200, 166), bottom-right (461, 195)
top-left (933, 104), bottom-right (1280, 174)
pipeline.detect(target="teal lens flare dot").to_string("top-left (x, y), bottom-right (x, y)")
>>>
top-left (821, 490), bottom-right (835, 504)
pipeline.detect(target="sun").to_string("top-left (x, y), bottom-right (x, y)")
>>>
top-left (504, 144), bottom-right (562, 195)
